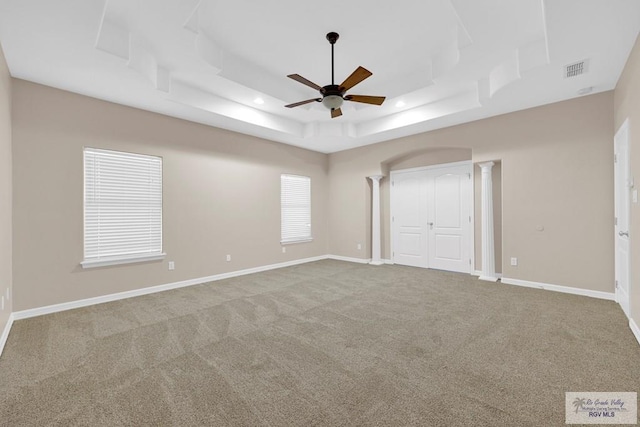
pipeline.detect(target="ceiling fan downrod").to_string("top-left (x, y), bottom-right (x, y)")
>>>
top-left (326, 32), bottom-right (339, 86)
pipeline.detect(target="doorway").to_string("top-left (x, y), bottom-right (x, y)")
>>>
top-left (614, 119), bottom-right (631, 317)
top-left (391, 161), bottom-right (472, 273)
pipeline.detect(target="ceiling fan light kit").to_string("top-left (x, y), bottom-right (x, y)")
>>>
top-left (285, 32), bottom-right (386, 118)
top-left (322, 95), bottom-right (343, 110)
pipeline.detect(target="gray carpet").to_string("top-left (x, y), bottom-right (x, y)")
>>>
top-left (0, 260), bottom-right (638, 426)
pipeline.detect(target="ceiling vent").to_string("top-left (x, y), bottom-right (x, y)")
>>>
top-left (564, 59), bottom-right (589, 78)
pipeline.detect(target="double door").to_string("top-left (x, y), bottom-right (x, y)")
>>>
top-left (391, 162), bottom-right (472, 273)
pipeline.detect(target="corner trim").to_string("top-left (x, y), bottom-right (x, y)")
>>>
top-left (0, 313), bottom-right (15, 358)
top-left (630, 318), bottom-right (640, 347)
top-left (501, 277), bottom-right (615, 301)
top-left (473, 270), bottom-right (502, 278)
top-left (12, 255), bottom-right (330, 321)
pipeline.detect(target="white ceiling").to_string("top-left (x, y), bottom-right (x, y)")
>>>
top-left (0, 0), bottom-right (639, 153)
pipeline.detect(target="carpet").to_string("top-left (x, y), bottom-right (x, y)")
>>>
top-left (1, 260), bottom-right (638, 426)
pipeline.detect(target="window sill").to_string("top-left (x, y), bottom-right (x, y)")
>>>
top-left (81, 253), bottom-right (166, 269)
top-left (281, 238), bottom-right (313, 245)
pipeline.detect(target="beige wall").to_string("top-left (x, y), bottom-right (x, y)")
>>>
top-left (329, 92), bottom-right (614, 292)
top-left (11, 80), bottom-right (329, 311)
top-left (0, 44), bottom-right (11, 335)
top-left (6, 71), bottom-right (619, 311)
top-left (614, 34), bottom-right (640, 324)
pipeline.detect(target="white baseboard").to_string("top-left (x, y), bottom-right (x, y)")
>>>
top-left (630, 318), bottom-right (640, 347)
top-left (501, 277), bottom-right (615, 301)
top-left (326, 255), bottom-right (394, 265)
top-left (12, 254), bottom-right (391, 322)
top-left (0, 313), bottom-right (14, 358)
top-left (12, 255), bottom-right (330, 321)
top-left (326, 255), bottom-right (371, 264)
top-left (5, 255), bottom-right (625, 352)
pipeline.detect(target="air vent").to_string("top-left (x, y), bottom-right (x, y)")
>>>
top-left (564, 59), bottom-right (589, 78)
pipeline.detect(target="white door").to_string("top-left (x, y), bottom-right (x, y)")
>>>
top-left (391, 170), bottom-right (428, 268)
top-left (614, 120), bottom-right (631, 317)
top-left (391, 162), bottom-right (472, 273)
top-left (427, 166), bottom-right (472, 273)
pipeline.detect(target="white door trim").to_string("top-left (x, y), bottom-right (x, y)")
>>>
top-left (392, 160), bottom-right (472, 175)
top-left (390, 160), bottom-right (474, 273)
top-left (614, 118), bottom-right (631, 318)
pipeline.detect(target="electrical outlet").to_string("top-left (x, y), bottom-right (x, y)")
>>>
top-left (226, 254), bottom-right (231, 262)
top-left (168, 261), bottom-right (175, 271)
top-left (510, 257), bottom-right (518, 266)
top-left (357, 243), bottom-right (362, 250)
top-left (282, 246), bottom-right (286, 253)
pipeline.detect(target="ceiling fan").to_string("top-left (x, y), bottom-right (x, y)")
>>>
top-left (285, 32), bottom-right (386, 118)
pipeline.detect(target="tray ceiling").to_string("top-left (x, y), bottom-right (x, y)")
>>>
top-left (0, 0), bottom-right (639, 153)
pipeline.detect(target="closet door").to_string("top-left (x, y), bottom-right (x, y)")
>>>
top-left (426, 165), bottom-right (471, 273)
top-left (391, 170), bottom-right (428, 268)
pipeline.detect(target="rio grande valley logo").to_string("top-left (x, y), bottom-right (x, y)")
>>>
top-left (566, 392), bottom-right (637, 424)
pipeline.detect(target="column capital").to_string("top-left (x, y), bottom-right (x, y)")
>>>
top-left (478, 161), bottom-right (495, 171)
top-left (367, 175), bottom-right (384, 182)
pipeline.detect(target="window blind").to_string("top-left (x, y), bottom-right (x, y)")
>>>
top-left (281, 174), bottom-right (312, 243)
top-left (83, 148), bottom-right (163, 266)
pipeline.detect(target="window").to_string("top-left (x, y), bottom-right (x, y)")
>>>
top-left (281, 174), bottom-right (312, 244)
top-left (82, 147), bottom-right (164, 268)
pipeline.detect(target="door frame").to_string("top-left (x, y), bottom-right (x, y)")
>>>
top-left (390, 160), bottom-right (474, 273)
top-left (614, 118), bottom-right (631, 317)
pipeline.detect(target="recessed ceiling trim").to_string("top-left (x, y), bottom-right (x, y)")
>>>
top-left (357, 87), bottom-right (481, 138)
top-left (169, 80), bottom-right (304, 136)
top-left (489, 51), bottom-right (521, 97)
top-left (95, 19), bottom-right (130, 60)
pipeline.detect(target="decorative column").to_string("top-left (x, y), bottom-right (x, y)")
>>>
top-left (478, 162), bottom-right (498, 282)
top-left (368, 175), bottom-right (384, 266)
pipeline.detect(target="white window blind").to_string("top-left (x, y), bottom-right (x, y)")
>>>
top-left (82, 148), bottom-right (164, 268)
top-left (281, 174), bottom-right (312, 244)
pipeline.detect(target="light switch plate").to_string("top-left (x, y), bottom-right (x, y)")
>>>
top-left (633, 189), bottom-right (638, 204)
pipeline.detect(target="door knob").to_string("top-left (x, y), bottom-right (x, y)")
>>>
top-left (428, 222), bottom-right (434, 229)
top-left (619, 231), bottom-right (629, 237)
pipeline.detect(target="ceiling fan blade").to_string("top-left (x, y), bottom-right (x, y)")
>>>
top-left (285, 98), bottom-right (321, 108)
top-left (287, 74), bottom-right (323, 91)
top-left (339, 66), bottom-right (372, 91)
top-left (345, 95), bottom-right (386, 106)
top-left (331, 108), bottom-right (342, 118)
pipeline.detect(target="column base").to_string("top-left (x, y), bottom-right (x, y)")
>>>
top-left (369, 260), bottom-right (384, 266)
top-left (479, 275), bottom-right (499, 282)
